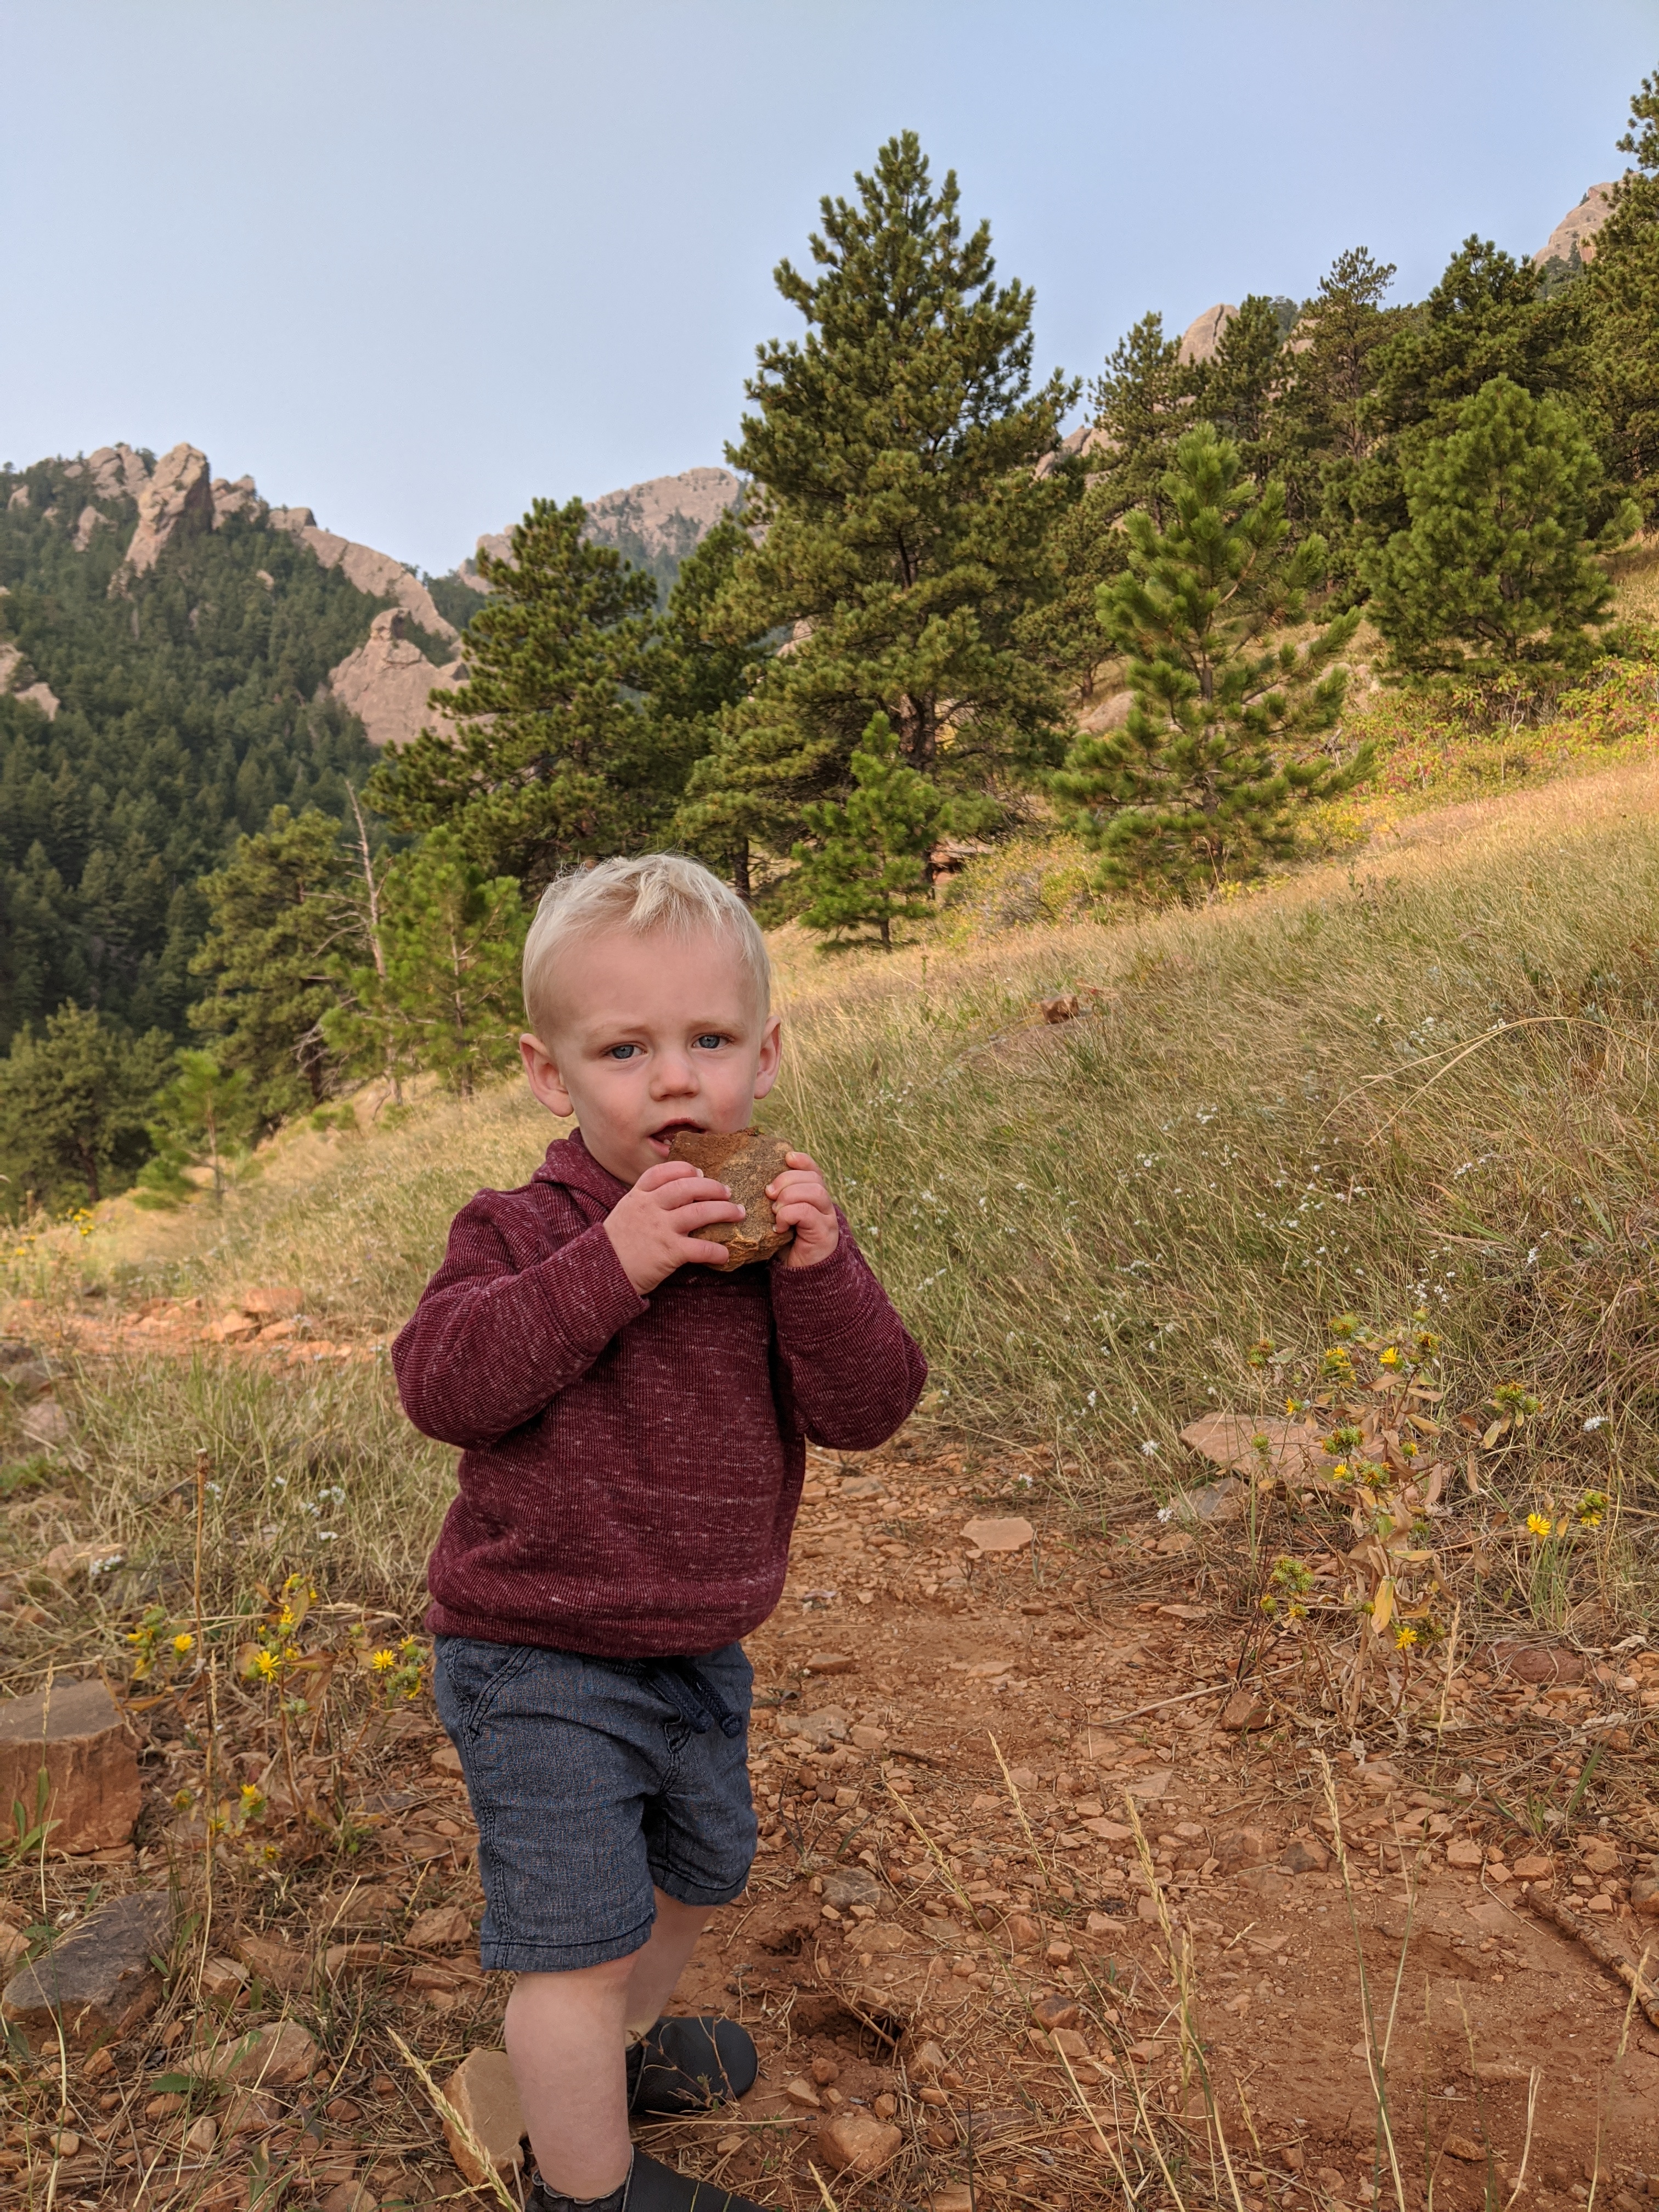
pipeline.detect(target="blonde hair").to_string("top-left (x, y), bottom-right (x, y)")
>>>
top-left (522, 854), bottom-right (771, 1040)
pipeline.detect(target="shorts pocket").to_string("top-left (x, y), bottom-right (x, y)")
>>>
top-left (433, 1637), bottom-right (537, 1740)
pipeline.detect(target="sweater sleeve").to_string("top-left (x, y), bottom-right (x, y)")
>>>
top-left (392, 1199), bottom-right (648, 1447)
top-left (768, 1221), bottom-right (928, 1451)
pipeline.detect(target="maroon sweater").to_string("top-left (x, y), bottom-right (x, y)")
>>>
top-left (393, 1130), bottom-right (927, 1657)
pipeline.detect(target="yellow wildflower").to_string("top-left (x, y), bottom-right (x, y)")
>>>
top-left (1394, 1626), bottom-right (1418, 1651)
top-left (371, 1649), bottom-right (396, 1672)
top-left (252, 1650), bottom-right (278, 1680)
top-left (1379, 1347), bottom-right (1402, 1369)
top-left (1526, 1511), bottom-right (1551, 1538)
top-left (172, 1632), bottom-right (195, 1655)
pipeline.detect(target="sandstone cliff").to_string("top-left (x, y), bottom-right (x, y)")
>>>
top-left (267, 509), bottom-right (455, 640)
top-left (458, 463), bottom-right (743, 594)
top-left (1178, 303), bottom-right (1237, 364)
top-left (326, 610), bottom-right (463, 752)
top-left (1534, 182), bottom-right (1618, 268)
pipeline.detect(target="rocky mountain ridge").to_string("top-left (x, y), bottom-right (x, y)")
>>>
top-left (2, 449), bottom-right (742, 752)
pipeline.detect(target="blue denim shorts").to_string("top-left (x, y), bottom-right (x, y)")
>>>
top-left (433, 1635), bottom-right (756, 1973)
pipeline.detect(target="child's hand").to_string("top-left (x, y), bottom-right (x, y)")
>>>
top-left (768, 1152), bottom-right (840, 1269)
top-left (605, 1163), bottom-right (746, 1293)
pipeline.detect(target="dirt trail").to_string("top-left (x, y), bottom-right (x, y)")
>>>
top-left (3, 1343), bottom-right (1658, 2209)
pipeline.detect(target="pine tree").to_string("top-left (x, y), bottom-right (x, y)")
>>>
top-left (1089, 313), bottom-right (1193, 525)
top-left (188, 806), bottom-right (356, 1124)
top-left (1198, 295), bottom-right (1287, 477)
top-left (1011, 479), bottom-right (1128, 702)
top-left (1365, 376), bottom-right (1639, 693)
top-left (322, 830), bottom-right (525, 1099)
top-left (794, 714), bottom-right (944, 950)
top-left (1582, 67), bottom-right (1659, 520)
top-left (1053, 424), bottom-right (1369, 895)
top-left (698, 134), bottom-right (1077, 855)
top-left (655, 517), bottom-right (775, 898)
top-left (1349, 239), bottom-right (1588, 562)
top-left (137, 1051), bottom-right (256, 1208)
top-left (1264, 247), bottom-right (1404, 573)
top-left (365, 499), bottom-right (664, 890)
top-left (0, 1007), bottom-right (172, 1216)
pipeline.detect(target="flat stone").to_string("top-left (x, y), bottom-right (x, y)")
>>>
top-left (197, 2018), bottom-right (319, 2087)
top-left (1215, 1826), bottom-right (1273, 1872)
top-left (666, 1128), bottom-right (794, 1268)
top-left (1281, 1835), bottom-right (1330, 1875)
top-left (319, 1883), bottom-right (400, 1932)
top-left (1031, 1993), bottom-right (1081, 2030)
top-left (234, 1931), bottom-right (311, 1993)
top-left (1218, 1688), bottom-right (1270, 1732)
top-left (1443, 2135), bottom-right (1486, 2163)
top-left (1511, 1855), bottom-right (1553, 1882)
top-left (1445, 1839), bottom-right (1485, 1869)
top-left (821, 1869), bottom-right (882, 1910)
top-left (961, 1516), bottom-right (1034, 1554)
top-left (1630, 1875), bottom-right (1659, 1917)
top-left (787, 1708), bottom-right (848, 1747)
top-left (407, 1905), bottom-right (471, 1949)
top-left (1, 1891), bottom-right (171, 2048)
top-left (442, 2046), bottom-right (526, 2187)
top-left (0, 1675), bottom-right (142, 1855)
top-left (815, 2110), bottom-right (902, 2176)
top-left (853, 1922), bottom-right (916, 1954)
top-left (804, 1652), bottom-right (855, 1674)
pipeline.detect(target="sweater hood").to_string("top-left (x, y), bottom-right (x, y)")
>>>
top-left (532, 1127), bottom-right (630, 1214)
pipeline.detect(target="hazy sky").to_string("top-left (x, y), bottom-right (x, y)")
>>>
top-left (3, 3), bottom-right (1654, 574)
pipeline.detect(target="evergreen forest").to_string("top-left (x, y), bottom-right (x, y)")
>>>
top-left (7, 63), bottom-right (1659, 1221)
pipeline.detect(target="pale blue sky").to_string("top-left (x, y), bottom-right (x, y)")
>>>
top-left (2, 2), bottom-right (1653, 574)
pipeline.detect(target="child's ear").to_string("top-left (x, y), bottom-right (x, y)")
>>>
top-left (752, 1013), bottom-right (783, 1102)
top-left (521, 1034), bottom-right (574, 1119)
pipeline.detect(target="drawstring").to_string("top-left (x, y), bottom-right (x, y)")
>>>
top-left (647, 1660), bottom-right (745, 1740)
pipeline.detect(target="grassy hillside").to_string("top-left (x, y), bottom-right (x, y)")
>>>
top-left (8, 757), bottom-right (1656, 1650)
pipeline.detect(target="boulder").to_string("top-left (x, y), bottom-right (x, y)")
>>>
top-left (815, 2109), bottom-right (903, 2176)
top-left (0, 1675), bottom-right (142, 1854)
top-left (119, 443), bottom-right (214, 578)
top-left (327, 609), bottom-right (464, 752)
top-left (85, 445), bottom-right (150, 500)
top-left (441, 2046), bottom-right (526, 2187)
top-left (197, 2017), bottom-right (319, 2087)
top-left (1178, 304), bottom-right (1238, 365)
top-left (1, 1891), bottom-right (171, 2047)
top-left (71, 506), bottom-right (105, 551)
top-left (211, 475), bottom-right (262, 527)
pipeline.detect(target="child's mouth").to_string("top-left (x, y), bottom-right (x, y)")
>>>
top-left (646, 1119), bottom-right (705, 1158)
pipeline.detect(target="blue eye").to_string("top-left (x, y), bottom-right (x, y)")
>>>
top-left (693, 1033), bottom-right (725, 1051)
top-left (607, 1043), bottom-right (642, 1060)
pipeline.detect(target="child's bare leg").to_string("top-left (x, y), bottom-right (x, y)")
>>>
top-left (507, 1891), bottom-right (711, 2199)
top-left (624, 1890), bottom-right (709, 2037)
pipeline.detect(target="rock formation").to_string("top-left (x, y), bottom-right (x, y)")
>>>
top-left (1534, 182), bottom-right (1618, 268)
top-left (458, 463), bottom-right (743, 593)
top-left (327, 608), bottom-right (464, 751)
top-left (267, 508), bottom-right (455, 639)
top-left (118, 443), bottom-right (215, 578)
top-left (1179, 303), bottom-right (1237, 364)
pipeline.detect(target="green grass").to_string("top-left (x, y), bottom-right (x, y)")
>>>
top-left (7, 759), bottom-right (1659, 1686)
